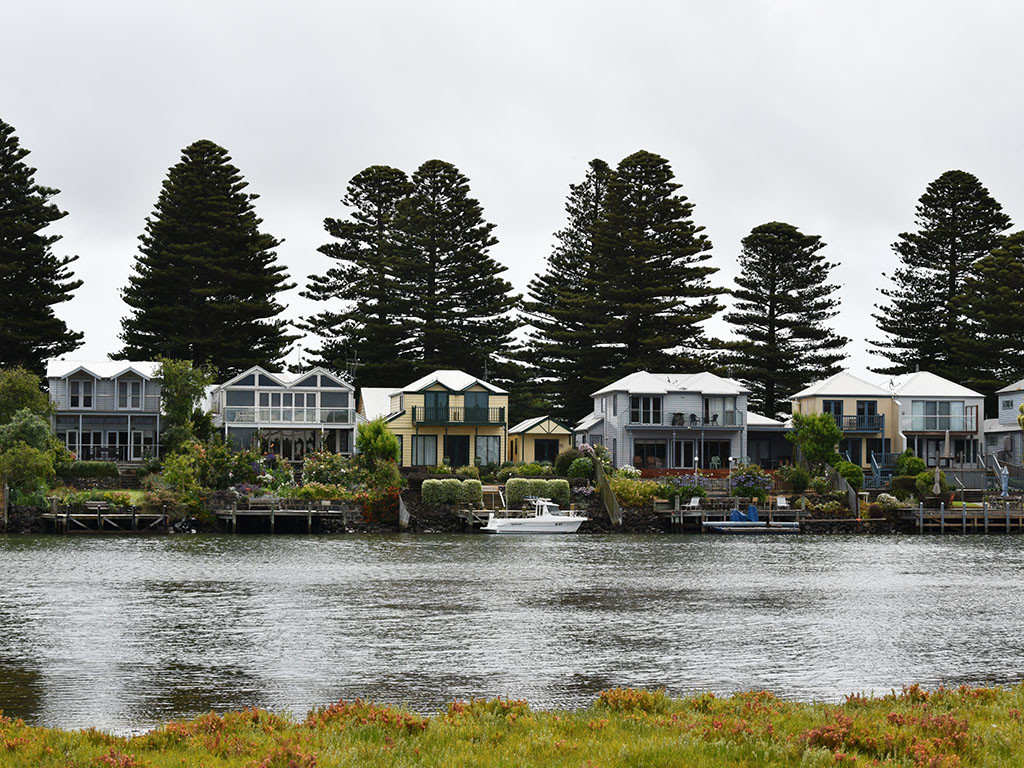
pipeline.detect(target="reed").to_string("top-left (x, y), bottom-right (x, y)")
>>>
top-left (2, 685), bottom-right (1023, 766)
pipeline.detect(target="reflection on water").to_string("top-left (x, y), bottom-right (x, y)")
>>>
top-left (0, 533), bottom-right (1022, 731)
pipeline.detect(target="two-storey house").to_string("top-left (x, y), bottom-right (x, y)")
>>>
top-left (46, 360), bottom-right (162, 462)
top-left (573, 371), bottom-right (749, 470)
top-left (890, 371), bottom-right (984, 467)
top-left (365, 370), bottom-right (508, 468)
top-left (984, 379), bottom-right (1024, 466)
top-left (209, 366), bottom-right (356, 463)
top-left (790, 371), bottom-right (898, 468)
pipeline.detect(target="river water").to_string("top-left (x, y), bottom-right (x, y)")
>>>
top-left (1, 533), bottom-right (1022, 731)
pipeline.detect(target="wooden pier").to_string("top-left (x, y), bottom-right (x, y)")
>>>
top-left (904, 501), bottom-right (1024, 534)
top-left (41, 501), bottom-right (168, 534)
top-left (215, 498), bottom-right (365, 534)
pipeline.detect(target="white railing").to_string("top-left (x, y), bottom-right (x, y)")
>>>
top-left (900, 414), bottom-right (977, 432)
top-left (223, 407), bottom-right (354, 425)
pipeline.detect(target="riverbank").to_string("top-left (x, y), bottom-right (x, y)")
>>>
top-left (2, 685), bottom-right (1022, 766)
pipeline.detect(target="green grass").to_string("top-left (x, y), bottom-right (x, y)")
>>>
top-left (3, 686), bottom-right (1024, 766)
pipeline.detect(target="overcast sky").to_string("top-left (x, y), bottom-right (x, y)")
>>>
top-left (5, 0), bottom-right (1023, 382)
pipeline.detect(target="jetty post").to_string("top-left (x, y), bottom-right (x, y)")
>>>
top-left (939, 501), bottom-right (945, 534)
top-left (984, 502), bottom-right (989, 533)
top-left (918, 502), bottom-right (923, 533)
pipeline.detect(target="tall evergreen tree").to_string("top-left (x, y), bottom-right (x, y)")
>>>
top-left (953, 230), bottom-right (1024, 395)
top-left (298, 165), bottom-right (415, 387)
top-left (0, 118), bottom-right (83, 373)
top-left (720, 222), bottom-right (848, 419)
top-left (588, 150), bottom-right (719, 378)
top-left (522, 159), bottom-right (613, 422)
top-left (391, 160), bottom-right (519, 378)
top-left (116, 140), bottom-right (296, 376)
top-left (870, 170), bottom-right (1011, 378)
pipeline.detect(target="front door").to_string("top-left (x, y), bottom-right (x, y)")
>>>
top-left (444, 435), bottom-right (470, 468)
top-left (534, 439), bottom-right (559, 464)
top-left (673, 439), bottom-right (697, 468)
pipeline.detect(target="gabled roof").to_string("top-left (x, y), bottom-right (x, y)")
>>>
top-left (509, 416), bottom-right (571, 435)
top-left (574, 413), bottom-right (604, 432)
top-left (391, 369), bottom-right (506, 396)
top-left (747, 411), bottom-right (787, 429)
top-left (46, 360), bottom-right (161, 380)
top-left (214, 365), bottom-right (354, 390)
top-left (888, 371), bottom-right (982, 399)
top-left (790, 371), bottom-right (892, 400)
top-left (359, 387), bottom-right (395, 421)
top-left (590, 371), bottom-right (748, 397)
top-left (997, 378), bottom-right (1024, 394)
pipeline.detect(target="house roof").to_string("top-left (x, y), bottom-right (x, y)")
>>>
top-left (997, 378), bottom-right (1024, 394)
top-left (790, 371), bottom-right (892, 399)
top-left (390, 369), bottom-right (507, 396)
top-left (508, 416), bottom-right (571, 435)
top-left (574, 413), bottom-right (604, 432)
top-left (46, 360), bottom-right (161, 380)
top-left (590, 370), bottom-right (748, 397)
top-left (213, 365), bottom-right (353, 390)
top-left (359, 387), bottom-right (395, 421)
top-left (983, 418), bottom-right (1020, 434)
top-left (887, 371), bottom-right (982, 399)
top-left (746, 411), bottom-right (788, 430)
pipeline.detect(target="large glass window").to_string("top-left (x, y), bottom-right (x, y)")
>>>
top-left (629, 396), bottom-right (662, 425)
top-left (633, 440), bottom-right (667, 468)
top-left (475, 435), bottom-right (501, 465)
top-left (424, 391), bottom-right (449, 421)
top-left (704, 396), bottom-right (738, 425)
top-left (118, 380), bottom-right (142, 409)
top-left (464, 392), bottom-right (489, 422)
top-left (412, 435), bottom-right (437, 466)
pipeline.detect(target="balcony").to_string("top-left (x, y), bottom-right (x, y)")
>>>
top-left (412, 406), bottom-right (505, 426)
top-left (833, 414), bottom-right (885, 432)
top-left (223, 407), bottom-right (354, 425)
top-left (630, 411), bottom-right (745, 428)
top-left (900, 414), bottom-right (977, 433)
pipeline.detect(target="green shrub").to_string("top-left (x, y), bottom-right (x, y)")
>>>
top-left (834, 460), bottom-right (864, 491)
top-left (787, 465), bottom-right (810, 494)
top-left (526, 479), bottom-right (548, 500)
top-left (895, 449), bottom-right (926, 477)
top-left (458, 479), bottom-right (483, 504)
top-left (544, 479), bottom-right (570, 506)
top-left (875, 492), bottom-right (902, 511)
top-left (279, 483), bottom-right (353, 501)
top-left (554, 448), bottom-right (582, 477)
top-left (889, 475), bottom-right (918, 500)
top-left (56, 461), bottom-right (119, 480)
top-left (729, 464), bottom-right (774, 502)
top-left (455, 465), bottom-right (480, 479)
top-left (302, 450), bottom-right (352, 485)
top-left (915, 469), bottom-right (950, 497)
top-left (809, 476), bottom-right (831, 496)
top-left (505, 477), bottom-right (530, 506)
top-left (609, 476), bottom-right (661, 508)
top-left (497, 463), bottom-right (554, 482)
top-left (421, 478), bottom-right (461, 505)
top-left (566, 457), bottom-right (594, 480)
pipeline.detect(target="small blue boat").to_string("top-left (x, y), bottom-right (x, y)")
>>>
top-left (702, 504), bottom-right (800, 535)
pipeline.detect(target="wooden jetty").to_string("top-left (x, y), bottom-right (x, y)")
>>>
top-left (41, 501), bottom-right (168, 534)
top-left (215, 498), bottom-right (365, 534)
top-left (905, 501), bottom-right (1024, 534)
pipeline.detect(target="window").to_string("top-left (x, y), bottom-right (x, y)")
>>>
top-left (1003, 399), bottom-right (1014, 409)
top-left (633, 440), bottom-right (666, 468)
top-left (296, 375), bottom-right (318, 388)
top-left (321, 391), bottom-right (349, 423)
top-left (412, 435), bottom-right (437, 466)
top-left (465, 392), bottom-right (489, 422)
top-left (476, 435), bottom-right (501, 465)
top-left (629, 396), bottom-right (662, 424)
top-left (396, 434), bottom-right (403, 463)
top-left (424, 391), bottom-right (449, 420)
top-left (118, 380), bottom-right (142, 409)
top-left (70, 380), bottom-right (93, 408)
top-left (823, 400), bottom-right (843, 418)
top-left (911, 400), bottom-right (965, 430)
top-left (590, 433), bottom-right (603, 446)
top-left (704, 396), bottom-right (738, 426)
top-left (612, 396), bottom-right (618, 416)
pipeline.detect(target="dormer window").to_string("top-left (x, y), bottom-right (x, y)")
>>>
top-left (70, 380), bottom-right (93, 408)
top-left (118, 380), bottom-right (142, 409)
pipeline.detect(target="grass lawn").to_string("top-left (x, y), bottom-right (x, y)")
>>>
top-left (3, 685), bottom-right (1024, 766)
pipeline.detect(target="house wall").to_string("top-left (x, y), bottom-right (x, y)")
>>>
top-left (385, 384), bottom-right (509, 467)
top-left (509, 422), bottom-right (571, 464)
top-left (791, 394), bottom-right (902, 466)
top-left (49, 372), bottom-right (161, 413)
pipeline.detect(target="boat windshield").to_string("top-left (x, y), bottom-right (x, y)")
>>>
top-left (538, 503), bottom-right (563, 516)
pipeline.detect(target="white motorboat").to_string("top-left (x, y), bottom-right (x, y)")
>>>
top-left (480, 497), bottom-right (588, 534)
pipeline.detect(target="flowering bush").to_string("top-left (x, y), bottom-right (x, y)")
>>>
top-left (875, 492), bottom-right (901, 511)
top-left (278, 483), bottom-right (354, 501)
top-left (729, 464), bottom-right (773, 502)
top-left (616, 464), bottom-right (641, 478)
top-left (658, 474), bottom-right (711, 501)
top-left (301, 450), bottom-right (352, 485)
top-left (567, 457), bottom-right (595, 479)
top-left (608, 477), bottom-right (661, 508)
top-left (573, 485), bottom-right (596, 497)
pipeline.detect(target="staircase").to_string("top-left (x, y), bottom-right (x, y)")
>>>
top-left (115, 464), bottom-right (143, 490)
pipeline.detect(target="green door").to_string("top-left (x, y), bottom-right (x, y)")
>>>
top-left (444, 435), bottom-right (470, 468)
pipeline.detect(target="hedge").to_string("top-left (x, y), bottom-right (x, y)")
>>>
top-left (457, 479), bottom-right (483, 504)
top-left (56, 461), bottom-right (119, 479)
top-left (506, 478), bottom-right (570, 507)
top-left (422, 478), bottom-right (479, 505)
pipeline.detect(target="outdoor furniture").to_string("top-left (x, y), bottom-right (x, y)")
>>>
top-left (776, 496), bottom-right (790, 510)
top-left (685, 496), bottom-right (700, 510)
top-left (710, 456), bottom-right (721, 469)
top-left (689, 413), bottom-right (698, 427)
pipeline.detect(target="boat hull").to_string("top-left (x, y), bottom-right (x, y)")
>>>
top-left (481, 515), bottom-right (588, 534)
top-left (702, 521), bottom-right (800, 535)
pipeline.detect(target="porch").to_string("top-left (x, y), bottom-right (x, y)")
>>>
top-left (627, 430), bottom-right (740, 471)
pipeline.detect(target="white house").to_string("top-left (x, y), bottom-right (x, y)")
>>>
top-left (889, 371), bottom-right (985, 467)
top-left (984, 378), bottom-right (1024, 466)
top-left (209, 366), bottom-right (357, 463)
top-left (46, 360), bottom-right (163, 462)
top-left (573, 371), bottom-right (750, 470)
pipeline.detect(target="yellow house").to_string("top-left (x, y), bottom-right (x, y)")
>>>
top-left (790, 371), bottom-right (902, 468)
top-left (361, 370), bottom-right (508, 468)
top-left (508, 416), bottom-right (572, 464)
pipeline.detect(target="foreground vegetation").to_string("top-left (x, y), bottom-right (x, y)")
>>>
top-left (4, 686), bottom-right (1024, 767)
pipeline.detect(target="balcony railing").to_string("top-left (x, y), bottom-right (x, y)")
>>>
top-left (833, 414), bottom-right (885, 432)
top-left (632, 411), bottom-right (745, 427)
top-left (412, 406), bottom-right (505, 425)
top-left (223, 407), bottom-right (354, 425)
top-left (900, 414), bottom-right (977, 433)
